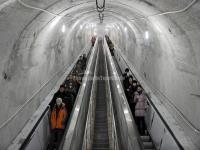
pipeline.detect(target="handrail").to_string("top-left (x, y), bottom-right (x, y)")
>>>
top-left (115, 47), bottom-right (200, 134)
top-left (104, 39), bottom-right (142, 150)
top-left (103, 40), bottom-right (119, 150)
top-left (61, 39), bottom-right (98, 150)
top-left (81, 39), bottom-right (100, 150)
top-left (114, 48), bottom-right (184, 150)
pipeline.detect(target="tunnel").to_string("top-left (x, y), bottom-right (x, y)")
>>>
top-left (0, 0), bottom-right (200, 149)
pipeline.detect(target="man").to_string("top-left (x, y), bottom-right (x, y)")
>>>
top-left (50, 98), bottom-right (67, 150)
top-left (82, 54), bottom-right (87, 70)
top-left (123, 68), bottom-right (130, 89)
top-left (50, 85), bottom-right (65, 110)
top-left (63, 86), bottom-right (75, 114)
top-left (129, 80), bottom-right (138, 117)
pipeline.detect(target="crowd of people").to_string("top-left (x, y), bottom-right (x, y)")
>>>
top-left (48, 35), bottom-right (148, 149)
top-left (48, 54), bottom-right (87, 150)
top-left (122, 68), bottom-right (148, 135)
top-left (104, 35), bottom-right (149, 135)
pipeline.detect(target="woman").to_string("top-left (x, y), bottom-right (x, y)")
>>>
top-left (134, 85), bottom-right (148, 135)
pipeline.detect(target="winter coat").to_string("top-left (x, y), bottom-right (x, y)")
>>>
top-left (134, 91), bottom-right (148, 117)
top-left (51, 103), bottom-right (67, 129)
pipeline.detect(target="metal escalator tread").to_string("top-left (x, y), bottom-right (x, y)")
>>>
top-left (92, 41), bottom-right (110, 150)
top-left (140, 135), bottom-right (155, 150)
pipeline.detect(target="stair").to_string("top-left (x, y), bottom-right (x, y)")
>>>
top-left (140, 135), bottom-right (155, 150)
top-left (92, 39), bottom-right (110, 150)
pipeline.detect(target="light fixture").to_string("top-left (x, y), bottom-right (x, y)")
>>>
top-left (61, 25), bottom-right (66, 33)
top-left (49, 16), bottom-right (61, 29)
top-left (124, 27), bottom-right (127, 31)
top-left (80, 25), bottom-right (83, 29)
top-left (145, 31), bottom-right (149, 39)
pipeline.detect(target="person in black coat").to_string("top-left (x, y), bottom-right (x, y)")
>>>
top-left (123, 68), bottom-right (130, 89)
top-left (49, 85), bottom-right (66, 110)
top-left (63, 87), bottom-right (75, 114)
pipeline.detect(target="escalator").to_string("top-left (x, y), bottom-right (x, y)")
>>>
top-left (62, 37), bottom-right (142, 150)
top-left (112, 57), bottom-right (155, 150)
top-left (92, 40), bottom-right (110, 150)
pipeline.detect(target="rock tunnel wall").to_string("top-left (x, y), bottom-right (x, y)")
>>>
top-left (0, 0), bottom-right (90, 149)
top-left (110, 0), bottom-right (200, 142)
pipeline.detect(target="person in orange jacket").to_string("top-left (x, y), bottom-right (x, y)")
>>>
top-left (50, 98), bottom-right (67, 150)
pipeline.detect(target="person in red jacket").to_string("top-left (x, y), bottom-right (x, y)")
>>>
top-left (50, 98), bottom-right (67, 150)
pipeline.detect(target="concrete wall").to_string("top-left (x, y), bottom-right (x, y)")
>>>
top-left (0, 0), bottom-right (93, 149)
top-left (108, 0), bottom-right (200, 148)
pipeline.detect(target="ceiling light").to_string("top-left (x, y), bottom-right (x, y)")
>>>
top-left (61, 25), bottom-right (66, 33)
top-left (145, 31), bottom-right (149, 39)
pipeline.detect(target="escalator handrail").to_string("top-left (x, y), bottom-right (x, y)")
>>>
top-left (61, 39), bottom-right (98, 150)
top-left (114, 48), bottom-right (184, 150)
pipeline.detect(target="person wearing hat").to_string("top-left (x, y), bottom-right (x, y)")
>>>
top-left (50, 98), bottom-right (67, 150)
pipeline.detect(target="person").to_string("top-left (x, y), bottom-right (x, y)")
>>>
top-left (108, 42), bottom-right (115, 56)
top-left (82, 54), bottom-right (87, 69)
top-left (50, 98), bottom-right (67, 150)
top-left (126, 80), bottom-right (137, 103)
top-left (134, 85), bottom-right (148, 135)
top-left (91, 36), bottom-right (96, 46)
top-left (50, 85), bottom-right (66, 110)
top-left (73, 63), bottom-right (84, 77)
top-left (123, 68), bottom-right (130, 89)
top-left (124, 75), bottom-right (133, 99)
top-left (65, 78), bottom-right (77, 97)
top-left (77, 55), bottom-right (83, 65)
top-left (129, 80), bottom-right (138, 117)
top-left (64, 86), bottom-right (75, 114)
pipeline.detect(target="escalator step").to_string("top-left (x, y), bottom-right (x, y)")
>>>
top-left (140, 135), bottom-right (151, 142)
top-left (143, 142), bottom-right (154, 149)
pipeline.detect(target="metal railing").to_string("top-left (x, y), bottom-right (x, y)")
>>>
top-left (81, 40), bottom-right (100, 150)
top-left (104, 41), bottom-right (119, 150)
top-left (61, 39), bottom-right (98, 150)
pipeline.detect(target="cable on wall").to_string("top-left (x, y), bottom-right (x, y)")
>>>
top-left (131, 0), bottom-right (198, 21)
top-left (17, 0), bottom-right (60, 17)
